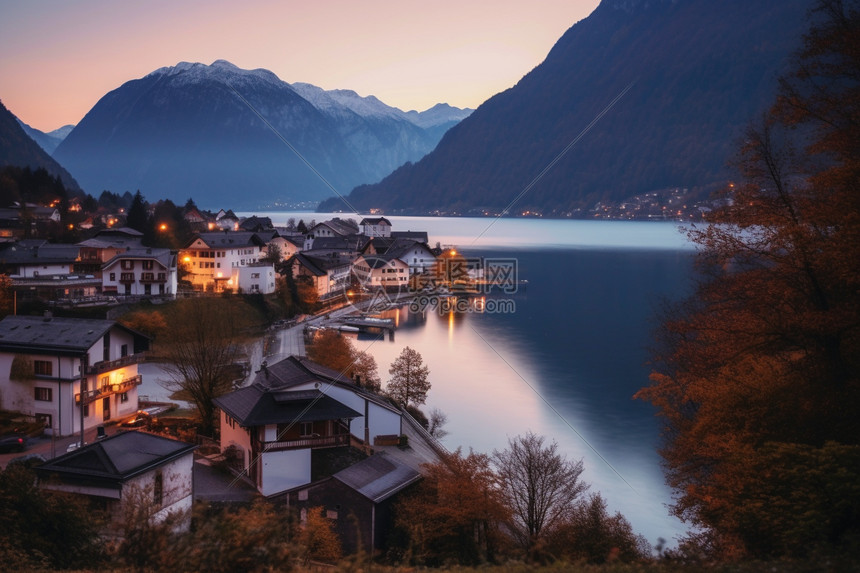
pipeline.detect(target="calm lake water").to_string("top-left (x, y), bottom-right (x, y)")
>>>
top-left (233, 212), bottom-right (698, 546)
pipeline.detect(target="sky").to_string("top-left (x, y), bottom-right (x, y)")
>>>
top-left (0, 0), bottom-right (601, 133)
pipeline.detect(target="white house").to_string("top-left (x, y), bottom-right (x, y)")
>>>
top-left (36, 431), bottom-right (196, 537)
top-left (0, 240), bottom-right (79, 278)
top-left (286, 253), bottom-right (353, 299)
top-left (236, 263), bottom-right (276, 294)
top-left (352, 254), bottom-right (410, 290)
top-left (102, 247), bottom-right (178, 298)
top-left (384, 239), bottom-right (438, 275)
top-left (214, 356), bottom-right (403, 497)
top-left (179, 231), bottom-right (267, 292)
top-left (359, 217), bottom-right (392, 238)
top-left (0, 315), bottom-right (150, 437)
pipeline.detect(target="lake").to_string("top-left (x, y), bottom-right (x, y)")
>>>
top-left (238, 212), bottom-right (698, 546)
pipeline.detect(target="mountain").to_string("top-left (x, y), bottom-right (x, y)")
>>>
top-left (15, 118), bottom-right (75, 154)
top-left (289, 82), bottom-right (472, 185)
top-left (53, 60), bottom-right (471, 209)
top-left (0, 100), bottom-right (81, 190)
top-left (319, 0), bottom-right (811, 216)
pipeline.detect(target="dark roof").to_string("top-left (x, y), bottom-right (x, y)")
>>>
top-left (384, 239), bottom-right (435, 261)
top-left (102, 247), bottom-right (174, 270)
top-left (290, 252), bottom-right (352, 275)
top-left (390, 230), bottom-right (429, 243)
top-left (239, 216), bottom-right (274, 231)
top-left (94, 227), bottom-right (144, 238)
top-left (360, 253), bottom-right (408, 269)
top-left (36, 431), bottom-right (196, 485)
top-left (333, 453), bottom-right (421, 503)
top-left (214, 387), bottom-right (361, 426)
top-left (311, 218), bottom-right (359, 237)
top-left (214, 356), bottom-right (400, 424)
top-left (360, 217), bottom-right (392, 226)
top-left (0, 315), bottom-right (149, 356)
top-left (0, 241), bottom-right (80, 265)
top-left (187, 231), bottom-right (266, 249)
top-left (307, 235), bottom-right (369, 252)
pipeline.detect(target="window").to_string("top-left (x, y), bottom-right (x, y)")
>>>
top-left (142, 260), bottom-right (153, 270)
top-left (103, 332), bottom-right (110, 362)
top-left (153, 471), bottom-right (163, 506)
top-left (35, 387), bottom-right (52, 401)
top-left (100, 376), bottom-right (110, 389)
top-left (35, 413), bottom-right (52, 429)
top-left (120, 392), bottom-right (129, 403)
top-left (298, 489), bottom-right (308, 501)
top-left (121, 344), bottom-right (128, 358)
top-left (109, 272), bottom-right (116, 281)
top-left (251, 273), bottom-right (260, 279)
top-left (300, 422), bottom-right (314, 437)
top-left (121, 260), bottom-right (134, 270)
top-left (34, 360), bottom-right (52, 376)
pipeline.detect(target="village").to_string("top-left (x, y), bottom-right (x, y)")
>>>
top-left (0, 201), bottom-right (477, 558)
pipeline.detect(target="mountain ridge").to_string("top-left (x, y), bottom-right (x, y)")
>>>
top-left (52, 60), bottom-right (471, 209)
top-left (319, 0), bottom-right (811, 216)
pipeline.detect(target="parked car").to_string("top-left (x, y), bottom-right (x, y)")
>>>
top-left (0, 434), bottom-right (27, 453)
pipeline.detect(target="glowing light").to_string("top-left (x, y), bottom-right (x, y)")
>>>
top-left (159, 223), bottom-right (167, 231)
top-left (183, 256), bottom-right (191, 263)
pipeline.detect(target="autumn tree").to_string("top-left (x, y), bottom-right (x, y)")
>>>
top-left (387, 346), bottom-right (430, 408)
top-left (0, 463), bottom-right (105, 570)
top-left (0, 274), bottom-right (13, 318)
top-left (306, 329), bottom-right (354, 374)
top-left (395, 449), bottom-right (510, 565)
top-left (118, 309), bottom-right (168, 340)
top-left (306, 329), bottom-right (381, 391)
top-left (493, 432), bottom-right (588, 558)
top-left (298, 507), bottom-right (342, 564)
top-left (160, 298), bottom-right (249, 435)
top-left (545, 493), bottom-right (649, 564)
top-left (636, 0), bottom-right (860, 559)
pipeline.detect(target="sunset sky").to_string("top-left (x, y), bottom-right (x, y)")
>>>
top-left (0, 0), bottom-right (600, 132)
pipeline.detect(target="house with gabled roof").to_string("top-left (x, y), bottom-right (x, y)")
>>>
top-left (359, 217), bottom-right (392, 238)
top-left (35, 431), bottom-right (196, 537)
top-left (285, 252), bottom-right (353, 299)
top-left (214, 355), bottom-right (403, 497)
top-left (179, 231), bottom-right (267, 292)
top-left (282, 452), bottom-right (421, 554)
top-left (76, 227), bottom-right (145, 277)
top-left (383, 239), bottom-right (438, 275)
top-left (102, 247), bottom-right (177, 298)
top-left (352, 254), bottom-right (410, 290)
top-left (0, 315), bottom-right (149, 437)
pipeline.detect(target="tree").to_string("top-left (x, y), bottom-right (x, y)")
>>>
top-left (298, 507), bottom-right (342, 564)
top-left (546, 493), bottom-right (649, 564)
top-left (118, 309), bottom-right (168, 340)
top-left (395, 449), bottom-right (510, 565)
top-left (386, 346), bottom-right (430, 408)
top-left (262, 242), bottom-right (282, 264)
top-left (126, 190), bottom-right (149, 232)
top-left (492, 432), bottom-right (588, 557)
top-left (635, 0), bottom-right (860, 558)
top-left (306, 329), bottom-right (354, 374)
top-left (427, 407), bottom-right (449, 440)
top-left (305, 330), bottom-right (381, 392)
top-left (0, 463), bottom-right (105, 570)
top-left (0, 274), bottom-right (13, 318)
top-left (160, 298), bottom-right (249, 435)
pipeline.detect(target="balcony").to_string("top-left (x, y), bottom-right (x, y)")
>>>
top-left (119, 273), bottom-right (135, 283)
top-left (256, 433), bottom-right (349, 452)
top-left (75, 374), bottom-right (142, 405)
top-left (86, 353), bottom-right (147, 375)
top-left (140, 273), bottom-right (167, 284)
